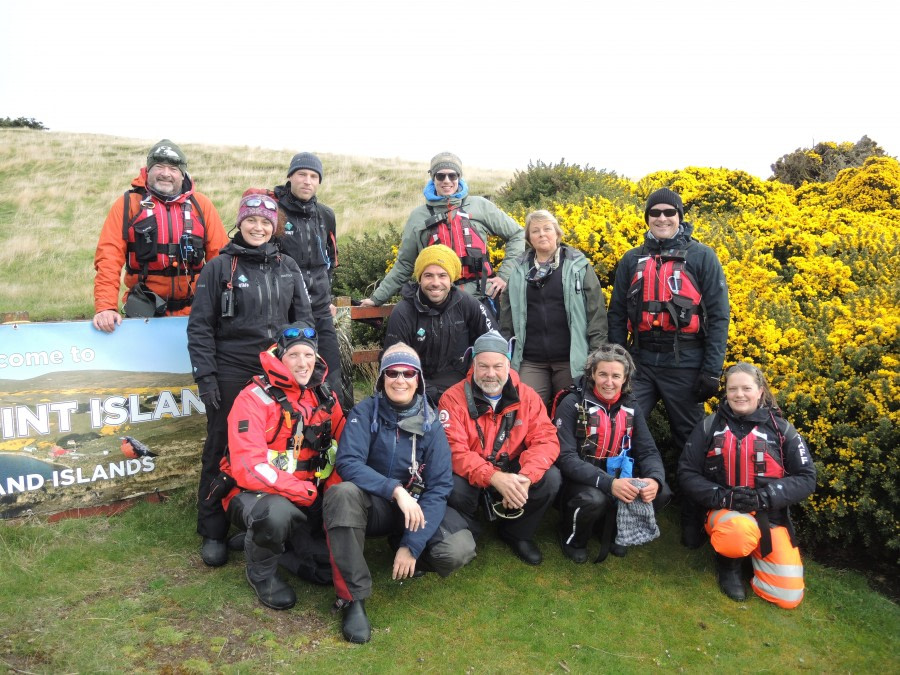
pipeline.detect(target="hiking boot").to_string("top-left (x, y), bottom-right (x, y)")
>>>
top-left (611, 543), bottom-right (628, 558)
top-left (245, 567), bottom-right (296, 610)
top-left (227, 531), bottom-right (246, 551)
top-left (342, 600), bottom-right (372, 643)
top-left (200, 537), bottom-right (228, 567)
top-left (715, 554), bottom-right (746, 602)
top-left (557, 530), bottom-right (588, 564)
top-left (502, 535), bottom-right (542, 566)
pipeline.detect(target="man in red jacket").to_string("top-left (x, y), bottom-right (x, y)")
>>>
top-left (92, 139), bottom-right (227, 332)
top-left (438, 330), bottom-right (561, 565)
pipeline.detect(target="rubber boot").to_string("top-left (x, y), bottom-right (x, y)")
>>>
top-left (681, 500), bottom-right (706, 549)
top-left (245, 536), bottom-right (296, 610)
top-left (342, 600), bottom-right (372, 643)
top-left (715, 553), bottom-right (746, 601)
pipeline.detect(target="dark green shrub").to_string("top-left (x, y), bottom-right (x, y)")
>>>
top-left (0, 116), bottom-right (48, 130)
top-left (495, 159), bottom-right (632, 215)
top-left (770, 135), bottom-right (885, 187)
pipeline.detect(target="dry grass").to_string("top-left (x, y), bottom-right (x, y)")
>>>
top-left (0, 129), bottom-right (512, 319)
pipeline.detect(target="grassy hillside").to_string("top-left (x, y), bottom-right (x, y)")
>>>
top-left (0, 129), bottom-right (512, 320)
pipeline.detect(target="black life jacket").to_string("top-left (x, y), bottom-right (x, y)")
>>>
top-left (427, 200), bottom-right (492, 291)
top-left (121, 188), bottom-right (208, 281)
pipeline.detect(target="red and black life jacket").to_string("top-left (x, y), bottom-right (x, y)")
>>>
top-left (253, 372), bottom-right (340, 486)
top-left (426, 200), bottom-right (491, 290)
top-left (576, 398), bottom-right (634, 468)
top-left (626, 247), bottom-right (703, 337)
top-left (706, 424), bottom-right (786, 488)
top-left (121, 188), bottom-right (208, 280)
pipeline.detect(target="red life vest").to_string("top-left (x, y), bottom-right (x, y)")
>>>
top-left (626, 249), bottom-right (703, 335)
top-left (251, 351), bottom-right (342, 488)
top-left (707, 425), bottom-right (785, 488)
top-left (426, 201), bottom-right (492, 285)
top-left (578, 400), bottom-right (634, 466)
top-left (122, 189), bottom-right (208, 279)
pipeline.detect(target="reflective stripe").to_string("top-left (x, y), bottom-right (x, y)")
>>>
top-left (751, 576), bottom-right (804, 602)
top-left (563, 506), bottom-right (582, 546)
top-left (753, 558), bottom-right (804, 578)
top-left (708, 509), bottom-right (756, 527)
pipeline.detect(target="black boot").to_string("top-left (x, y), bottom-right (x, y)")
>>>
top-left (557, 529), bottom-right (588, 564)
top-left (681, 501), bottom-right (706, 549)
top-left (715, 554), bottom-right (746, 601)
top-left (342, 600), bottom-right (372, 643)
top-left (245, 536), bottom-right (296, 610)
top-left (201, 537), bottom-right (228, 567)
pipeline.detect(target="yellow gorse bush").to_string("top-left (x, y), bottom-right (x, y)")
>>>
top-left (491, 159), bottom-right (900, 560)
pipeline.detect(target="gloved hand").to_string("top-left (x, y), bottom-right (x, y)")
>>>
top-left (197, 376), bottom-right (221, 410)
top-left (730, 486), bottom-right (771, 513)
top-left (694, 372), bottom-right (720, 402)
top-left (718, 488), bottom-right (739, 511)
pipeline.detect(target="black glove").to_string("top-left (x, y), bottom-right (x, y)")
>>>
top-left (197, 376), bottom-right (221, 410)
top-left (730, 486), bottom-right (771, 513)
top-left (718, 488), bottom-right (739, 510)
top-left (694, 372), bottom-right (720, 402)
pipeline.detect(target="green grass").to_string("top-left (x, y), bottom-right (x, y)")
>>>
top-left (1, 489), bottom-right (897, 673)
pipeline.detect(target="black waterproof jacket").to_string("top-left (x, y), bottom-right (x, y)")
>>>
top-left (384, 282), bottom-right (495, 400)
top-left (187, 240), bottom-right (313, 383)
top-left (678, 401), bottom-right (816, 527)
top-left (608, 222), bottom-right (729, 376)
top-left (554, 384), bottom-right (665, 496)
top-left (273, 186), bottom-right (336, 316)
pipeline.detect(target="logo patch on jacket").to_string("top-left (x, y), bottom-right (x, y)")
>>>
top-left (439, 409), bottom-right (450, 427)
top-left (238, 420), bottom-right (250, 433)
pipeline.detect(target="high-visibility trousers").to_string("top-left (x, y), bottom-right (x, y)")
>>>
top-left (706, 509), bottom-right (805, 609)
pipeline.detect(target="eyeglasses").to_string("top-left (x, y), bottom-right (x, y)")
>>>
top-left (283, 326), bottom-right (317, 339)
top-left (434, 172), bottom-right (459, 182)
top-left (648, 208), bottom-right (678, 218)
top-left (243, 197), bottom-right (277, 210)
top-left (384, 368), bottom-right (418, 380)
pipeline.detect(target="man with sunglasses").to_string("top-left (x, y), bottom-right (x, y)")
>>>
top-left (383, 245), bottom-right (496, 401)
top-left (359, 152), bottom-right (525, 308)
top-left (93, 139), bottom-right (227, 332)
top-left (607, 188), bottom-right (730, 549)
top-left (439, 331), bottom-right (561, 566)
top-left (273, 153), bottom-right (344, 406)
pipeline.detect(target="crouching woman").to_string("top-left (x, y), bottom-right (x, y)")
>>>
top-left (554, 343), bottom-right (671, 563)
top-left (678, 362), bottom-right (816, 608)
top-left (220, 322), bottom-right (344, 610)
top-left (324, 343), bottom-right (476, 644)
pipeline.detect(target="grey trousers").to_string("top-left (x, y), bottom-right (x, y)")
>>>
top-left (323, 481), bottom-right (476, 601)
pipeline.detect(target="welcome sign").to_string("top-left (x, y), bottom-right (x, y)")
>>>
top-left (0, 318), bottom-right (206, 519)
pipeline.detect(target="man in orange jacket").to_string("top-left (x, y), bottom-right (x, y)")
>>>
top-left (92, 139), bottom-right (227, 332)
top-left (438, 330), bottom-right (561, 565)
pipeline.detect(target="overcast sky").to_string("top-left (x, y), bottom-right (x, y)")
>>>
top-left (2, 0), bottom-right (896, 181)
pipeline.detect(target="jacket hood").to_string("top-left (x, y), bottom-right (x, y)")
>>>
top-left (258, 347), bottom-right (328, 396)
top-left (643, 220), bottom-right (695, 250)
top-left (220, 239), bottom-right (281, 262)
top-left (403, 281), bottom-right (461, 315)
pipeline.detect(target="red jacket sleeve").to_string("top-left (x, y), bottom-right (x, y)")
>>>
top-left (513, 385), bottom-right (560, 485)
top-left (195, 192), bottom-right (228, 261)
top-left (439, 384), bottom-right (497, 488)
top-left (226, 384), bottom-right (317, 506)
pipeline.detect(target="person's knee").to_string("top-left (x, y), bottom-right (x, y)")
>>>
top-left (427, 529), bottom-right (477, 577)
top-left (448, 474), bottom-right (479, 515)
top-left (323, 482), bottom-right (368, 529)
top-left (533, 465), bottom-right (562, 499)
top-left (249, 496), bottom-right (302, 548)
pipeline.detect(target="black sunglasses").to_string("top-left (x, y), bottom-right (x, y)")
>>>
top-left (434, 172), bottom-right (459, 182)
top-left (648, 208), bottom-right (678, 218)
